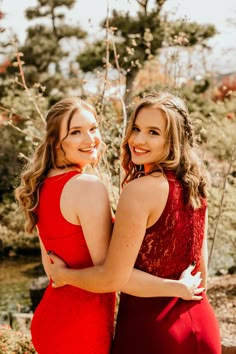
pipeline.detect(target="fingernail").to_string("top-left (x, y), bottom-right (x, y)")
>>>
top-left (47, 250), bottom-right (52, 255)
top-left (191, 261), bottom-right (196, 266)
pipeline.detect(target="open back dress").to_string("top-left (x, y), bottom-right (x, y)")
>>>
top-left (31, 171), bottom-right (115, 354)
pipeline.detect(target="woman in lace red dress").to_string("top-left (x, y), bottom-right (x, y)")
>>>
top-left (15, 96), bottom-right (201, 354)
top-left (48, 93), bottom-right (221, 354)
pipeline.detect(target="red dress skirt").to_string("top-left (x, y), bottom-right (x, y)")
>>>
top-left (112, 292), bottom-right (221, 354)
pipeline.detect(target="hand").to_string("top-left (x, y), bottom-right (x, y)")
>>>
top-left (179, 263), bottom-right (205, 301)
top-left (47, 251), bottom-right (67, 288)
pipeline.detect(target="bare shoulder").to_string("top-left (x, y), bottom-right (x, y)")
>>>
top-left (70, 173), bottom-right (104, 187)
top-left (72, 172), bottom-right (101, 183)
top-left (65, 173), bottom-right (108, 198)
top-left (121, 173), bottom-right (168, 201)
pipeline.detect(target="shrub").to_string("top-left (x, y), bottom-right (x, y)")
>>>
top-left (0, 200), bottom-right (39, 255)
top-left (0, 324), bottom-right (36, 354)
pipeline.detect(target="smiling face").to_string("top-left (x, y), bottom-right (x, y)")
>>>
top-left (57, 108), bottom-right (102, 169)
top-left (128, 107), bottom-right (167, 173)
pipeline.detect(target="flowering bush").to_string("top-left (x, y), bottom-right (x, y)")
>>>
top-left (0, 324), bottom-right (36, 354)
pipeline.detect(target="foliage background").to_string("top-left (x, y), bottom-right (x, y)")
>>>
top-left (0, 0), bottom-right (235, 276)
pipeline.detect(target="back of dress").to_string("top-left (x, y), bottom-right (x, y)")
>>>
top-left (112, 170), bottom-right (221, 354)
top-left (36, 171), bottom-right (94, 269)
top-left (31, 171), bottom-right (115, 354)
top-left (135, 170), bottom-right (207, 279)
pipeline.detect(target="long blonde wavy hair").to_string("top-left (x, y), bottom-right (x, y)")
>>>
top-left (15, 97), bottom-right (98, 234)
top-left (121, 92), bottom-right (209, 209)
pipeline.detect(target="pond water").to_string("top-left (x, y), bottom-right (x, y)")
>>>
top-left (0, 256), bottom-right (43, 321)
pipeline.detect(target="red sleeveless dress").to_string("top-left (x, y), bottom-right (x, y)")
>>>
top-left (112, 170), bottom-right (221, 354)
top-left (31, 171), bottom-right (116, 354)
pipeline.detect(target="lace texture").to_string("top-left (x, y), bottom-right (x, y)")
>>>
top-left (135, 171), bottom-right (207, 279)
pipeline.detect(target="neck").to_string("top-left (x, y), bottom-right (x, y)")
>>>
top-left (56, 162), bottom-right (78, 170)
top-left (48, 166), bottom-right (82, 177)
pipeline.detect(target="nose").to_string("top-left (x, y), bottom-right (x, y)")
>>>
top-left (84, 131), bottom-right (95, 143)
top-left (132, 132), bottom-right (146, 145)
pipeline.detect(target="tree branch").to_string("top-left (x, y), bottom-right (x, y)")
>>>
top-left (208, 146), bottom-right (236, 266)
top-left (136, 0), bottom-right (149, 14)
top-left (14, 46), bottom-right (45, 124)
top-left (99, 0), bottom-right (110, 114)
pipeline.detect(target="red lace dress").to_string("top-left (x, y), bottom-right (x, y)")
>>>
top-left (31, 171), bottom-right (116, 354)
top-left (112, 170), bottom-right (221, 354)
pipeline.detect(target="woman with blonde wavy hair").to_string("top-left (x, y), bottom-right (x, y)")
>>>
top-left (47, 92), bottom-right (221, 354)
top-left (16, 95), bottom-right (203, 354)
top-left (16, 97), bottom-right (116, 354)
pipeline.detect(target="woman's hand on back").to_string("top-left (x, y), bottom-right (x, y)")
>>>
top-left (178, 263), bottom-right (205, 301)
top-left (48, 252), bottom-right (67, 288)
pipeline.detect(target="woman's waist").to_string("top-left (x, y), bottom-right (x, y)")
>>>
top-left (119, 291), bottom-right (208, 314)
top-left (41, 236), bottom-right (93, 268)
top-left (46, 282), bottom-right (116, 299)
top-left (134, 260), bottom-right (200, 280)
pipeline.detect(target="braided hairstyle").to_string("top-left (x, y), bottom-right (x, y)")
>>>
top-left (121, 92), bottom-right (208, 208)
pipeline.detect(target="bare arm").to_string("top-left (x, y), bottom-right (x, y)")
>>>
top-left (120, 264), bottom-right (202, 298)
top-left (50, 181), bottom-right (150, 292)
top-left (72, 175), bottom-right (113, 266)
top-left (199, 208), bottom-right (208, 289)
top-left (49, 178), bottom-right (203, 300)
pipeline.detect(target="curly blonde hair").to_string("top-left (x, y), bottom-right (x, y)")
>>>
top-left (121, 92), bottom-right (209, 208)
top-left (15, 97), bottom-right (98, 234)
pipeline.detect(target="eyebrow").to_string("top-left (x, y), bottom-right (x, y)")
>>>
top-left (133, 123), bottom-right (162, 132)
top-left (69, 123), bottom-right (98, 130)
top-left (69, 126), bottom-right (82, 130)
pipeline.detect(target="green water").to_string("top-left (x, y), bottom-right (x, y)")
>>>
top-left (0, 256), bottom-right (42, 317)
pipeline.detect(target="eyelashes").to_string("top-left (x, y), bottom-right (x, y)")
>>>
top-left (70, 126), bottom-right (98, 135)
top-left (131, 127), bottom-right (160, 136)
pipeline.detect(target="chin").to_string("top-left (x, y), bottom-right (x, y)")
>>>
top-left (132, 158), bottom-right (148, 165)
top-left (85, 157), bottom-right (98, 166)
